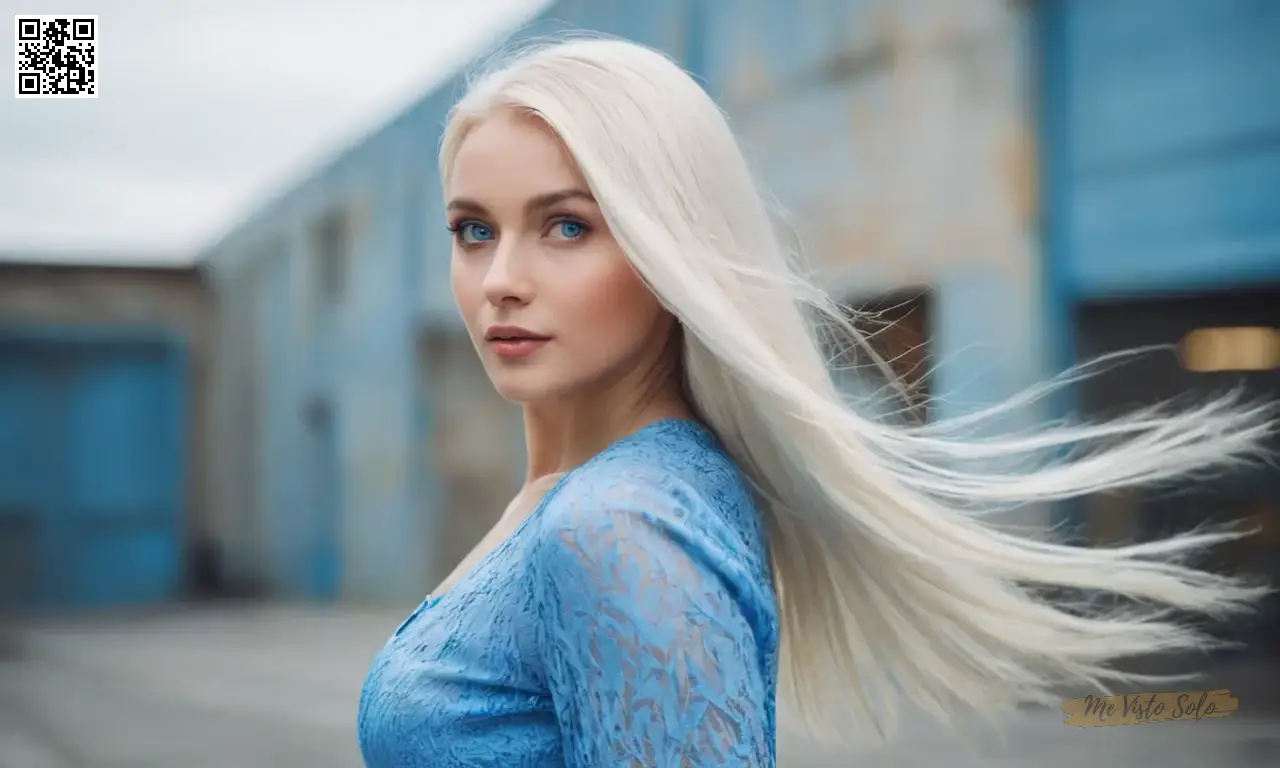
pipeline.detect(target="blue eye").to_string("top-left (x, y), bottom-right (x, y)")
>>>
top-left (454, 221), bottom-right (494, 244)
top-left (552, 220), bottom-right (587, 240)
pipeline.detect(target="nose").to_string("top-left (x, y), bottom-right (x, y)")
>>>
top-left (481, 240), bottom-right (533, 307)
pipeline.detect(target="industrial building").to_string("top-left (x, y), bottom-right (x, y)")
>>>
top-left (178, 0), bottom-right (1278, 638)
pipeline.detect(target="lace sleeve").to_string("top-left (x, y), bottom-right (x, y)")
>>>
top-left (532, 479), bottom-right (772, 767)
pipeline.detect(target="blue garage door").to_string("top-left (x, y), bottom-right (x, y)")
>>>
top-left (0, 333), bottom-right (186, 611)
top-left (1046, 0), bottom-right (1280, 299)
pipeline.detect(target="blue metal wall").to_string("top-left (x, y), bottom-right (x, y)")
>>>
top-left (0, 327), bottom-right (187, 611)
top-left (1043, 0), bottom-right (1280, 303)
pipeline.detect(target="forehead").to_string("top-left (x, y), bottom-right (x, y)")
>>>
top-left (447, 109), bottom-right (587, 200)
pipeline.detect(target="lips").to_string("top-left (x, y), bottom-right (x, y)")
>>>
top-left (484, 325), bottom-right (550, 342)
top-left (486, 329), bottom-right (551, 361)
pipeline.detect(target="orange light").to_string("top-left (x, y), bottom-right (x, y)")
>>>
top-left (1178, 327), bottom-right (1280, 373)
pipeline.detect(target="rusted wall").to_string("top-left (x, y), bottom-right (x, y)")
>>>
top-left (708, 0), bottom-right (1036, 274)
top-left (703, 0), bottom-right (1046, 430)
top-left (701, 0), bottom-right (1048, 529)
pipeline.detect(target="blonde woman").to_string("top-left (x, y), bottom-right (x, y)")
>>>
top-left (357, 35), bottom-right (1275, 767)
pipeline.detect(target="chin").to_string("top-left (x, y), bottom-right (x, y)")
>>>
top-left (489, 366), bottom-right (591, 406)
top-left (488, 371), bottom-right (560, 405)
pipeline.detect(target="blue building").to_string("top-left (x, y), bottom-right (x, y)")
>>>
top-left (200, 0), bottom-right (1280, 620)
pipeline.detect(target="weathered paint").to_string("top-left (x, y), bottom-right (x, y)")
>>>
top-left (702, 0), bottom-right (1047, 451)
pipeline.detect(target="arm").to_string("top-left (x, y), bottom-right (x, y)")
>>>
top-left (532, 481), bottom-right (772, 767)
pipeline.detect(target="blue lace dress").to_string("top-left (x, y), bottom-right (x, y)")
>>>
top-left (357, 418), bottom-right (779, 767)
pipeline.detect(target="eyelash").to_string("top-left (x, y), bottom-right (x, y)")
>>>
top-left (446, 216), bottom-right (591, 247)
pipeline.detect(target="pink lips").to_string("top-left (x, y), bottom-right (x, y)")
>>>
top-left (484, 325), bottom-right (551, 361)
top-left (490, 338), bottom-right (550, 360)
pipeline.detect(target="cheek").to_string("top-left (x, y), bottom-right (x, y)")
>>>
top-left (569, 260), bottom-right (663, 348)
top-left (449, 258), bottom-right (482, 323)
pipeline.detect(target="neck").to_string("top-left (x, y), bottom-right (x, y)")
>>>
top-left (521, 336), bottom-right (692, 483)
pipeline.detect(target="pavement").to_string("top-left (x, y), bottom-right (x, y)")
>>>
top-left (1, 603), bottom-right (1277, 767)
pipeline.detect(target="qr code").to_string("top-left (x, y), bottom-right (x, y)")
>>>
top-left (15, 15), bottom-right (97, 99)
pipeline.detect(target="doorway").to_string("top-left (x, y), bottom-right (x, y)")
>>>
top-left (1072, 286), bottom-right (1280, 653)
top-left (828, 289), bottom-right (934, 425)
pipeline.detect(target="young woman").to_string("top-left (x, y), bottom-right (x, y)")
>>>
top-left (357, 36), bottom-right (1275, 767)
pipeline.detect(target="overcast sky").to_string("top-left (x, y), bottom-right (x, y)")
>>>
top-left (0, 0), bottom-right (551, 265)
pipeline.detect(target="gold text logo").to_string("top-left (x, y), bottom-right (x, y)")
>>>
top-left (1062, 689), bottom-right (1239, 727)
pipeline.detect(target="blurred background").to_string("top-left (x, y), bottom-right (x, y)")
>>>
top-left (1, 0), bottom-right (1278, 765)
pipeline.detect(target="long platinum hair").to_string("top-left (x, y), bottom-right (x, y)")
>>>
top-left (437, 35), bottom-right (1276, 742)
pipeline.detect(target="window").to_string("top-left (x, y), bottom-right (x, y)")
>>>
top-left (310, 207), bottom-right (350, 309)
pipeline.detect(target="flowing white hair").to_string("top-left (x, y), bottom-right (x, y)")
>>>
top-left (438, 35), bottom-right (1276, 742)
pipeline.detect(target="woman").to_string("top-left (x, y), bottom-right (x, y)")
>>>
top-left (357, 36), bottom-right (1274, 767)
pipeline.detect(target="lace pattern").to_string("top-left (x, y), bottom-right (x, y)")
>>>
top-left (357, 419), bottom-right (778, 767)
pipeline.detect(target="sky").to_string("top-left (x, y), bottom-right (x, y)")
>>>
top-left (0, 0), bottom-right (552, 265)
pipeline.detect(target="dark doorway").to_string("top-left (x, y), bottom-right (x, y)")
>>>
top-left (828, 289), bottom-right (933, 425)
top-left (1072, 287), bottom-right (1280, 659)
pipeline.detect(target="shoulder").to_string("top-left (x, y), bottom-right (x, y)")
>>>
top-left (541, 419), bottom-right (763, 545)
top-left (532, 419), bottom-right (774, 612)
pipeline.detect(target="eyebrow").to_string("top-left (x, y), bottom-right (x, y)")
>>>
top-left (445, 188), bottom-right (596, 217)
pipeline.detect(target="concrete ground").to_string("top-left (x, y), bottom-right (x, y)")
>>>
top-left (1, 604), bottom-right (1277, 767)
